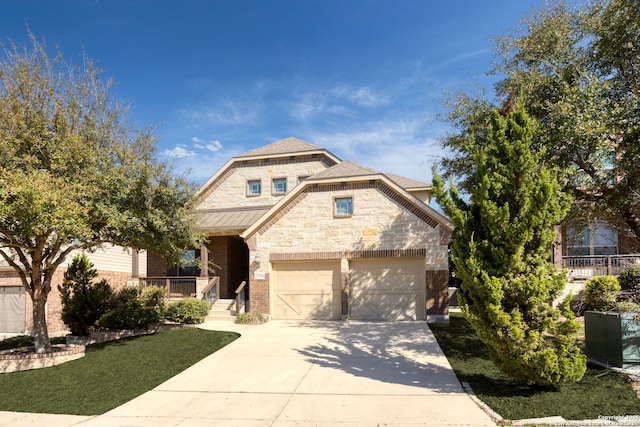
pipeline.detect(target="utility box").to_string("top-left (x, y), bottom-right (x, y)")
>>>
top-left (585, 311), bottom-right (640, 368)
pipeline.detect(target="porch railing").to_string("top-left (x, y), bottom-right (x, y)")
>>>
top-left (235, 280), bottom-right (247, 315)
top-left (202, 276), bottom-right (220, 307)
top-left (562, 255), bottom-right (640, 279)
top-left (140, 277), bottom-right (197, 298)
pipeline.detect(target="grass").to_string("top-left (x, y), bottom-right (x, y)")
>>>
top-left (430, 312), bottom-right (640, 421)
top-left (0, 328), bottom-right (238, 415)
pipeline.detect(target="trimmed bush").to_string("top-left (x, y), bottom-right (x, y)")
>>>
top-left (585, 276), bottom-right (620, 312)
top-left (58, 254), bottom-right (113, 336)
top-left (618, 265), bottom-right (640, 292)
top-left (235, 311), bottom-right (267, 325)
top-left (97, 286), bottom-right (165, 330)
top-left (165, 298), bottom-right (210, 324)
top-left (140, 285), bottom-right (166, 324)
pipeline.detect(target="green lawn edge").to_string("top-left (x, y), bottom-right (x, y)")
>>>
top-left (0, 328), bottom-right (239, 415)
top-left (430, 312), bottom-right (640, 421)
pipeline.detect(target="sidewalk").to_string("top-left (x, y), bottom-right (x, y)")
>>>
top-left (0, 320), bottom-right (497, 426)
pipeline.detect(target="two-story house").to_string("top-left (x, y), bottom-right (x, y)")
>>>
top-left (148, 137), bottom-right (454, 323)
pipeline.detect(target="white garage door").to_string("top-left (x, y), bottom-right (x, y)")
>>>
top-left (350, 258), bottom-right (425, 321)
top-left (272, 261), bottom-right (341, 320)
top-left (0, 286), bottom-right (26, 333)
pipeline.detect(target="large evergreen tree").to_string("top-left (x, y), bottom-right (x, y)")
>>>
top-left (432, 100), bottom-right (586, 385)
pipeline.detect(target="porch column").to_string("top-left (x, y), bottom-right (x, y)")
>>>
top-left (200, 245), bottom-right (209, 277)
top-left (131, 249), bottom-right (139, 278)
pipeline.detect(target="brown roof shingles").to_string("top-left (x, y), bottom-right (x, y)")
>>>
top-left (236, 137), bottom-right (324, 158)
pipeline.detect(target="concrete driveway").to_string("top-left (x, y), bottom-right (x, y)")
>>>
top-left (0, 320), bottom-right (496, 427)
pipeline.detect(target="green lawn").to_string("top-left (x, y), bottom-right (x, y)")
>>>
top-left (430, 312), bottom-right (640, 421)
top-left (0, 328), bottom-right (239, 415)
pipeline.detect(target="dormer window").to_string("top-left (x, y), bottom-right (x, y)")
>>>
top-left (247, 180), bottom-right (261, 196)
top-left (272, 178), bottom-right (287, 195)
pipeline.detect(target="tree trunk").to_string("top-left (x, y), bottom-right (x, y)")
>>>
top-left (32, 291), bottom-right (52, 354)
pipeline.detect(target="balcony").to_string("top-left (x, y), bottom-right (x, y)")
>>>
top-left (562, 255), bottom-right (640, 280)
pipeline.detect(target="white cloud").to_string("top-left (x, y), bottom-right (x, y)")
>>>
top-left (206, 140), bottom-right (223, 152)
top-left (305, 117), bottom-right (448, 183)
top-left (163, 146), bottom-right (195, 159)
top-left (330, 86), bottom-right (390, 107)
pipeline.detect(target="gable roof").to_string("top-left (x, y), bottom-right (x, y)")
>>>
top-left (385, 173), bottom-right (431, 191)
top-left (241, 167), bottom-right (452, 240)
top-left (195, 137), bottom-right (341, 200)
top-left (309, 161), bottom-right (379, 180)
top-left (236, 137), bottom-right (328, 159)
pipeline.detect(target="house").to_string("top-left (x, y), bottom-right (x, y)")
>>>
top-left (0, 246), bottom-right (146, 335)
top-left (148, 137), bottom-right (454, 322)
top-left (554, 220), bottom-right (640, 281)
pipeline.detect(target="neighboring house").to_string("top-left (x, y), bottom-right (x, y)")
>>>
top-left (554, 221), bottom-right (640, 280)
top-left (0, 246), bottom-right (145, 334)
top-left (149, 137), bottom-right (454, 322)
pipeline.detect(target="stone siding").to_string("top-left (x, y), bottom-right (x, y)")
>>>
top-left (197, 157), bottom-right (332, 210)
top-left (254, 185), bottom-right (446, 265)
top-left (248, 181), bottom-right (450, 318)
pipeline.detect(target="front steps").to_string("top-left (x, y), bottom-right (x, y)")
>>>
top-left (206, 298), bottom-right (237, 321)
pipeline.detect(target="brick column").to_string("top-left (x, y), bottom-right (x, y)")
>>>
top-left (426, 269), bottom-right (449, 324)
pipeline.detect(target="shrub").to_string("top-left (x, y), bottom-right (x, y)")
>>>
top-left (139, 285), bottom-right (166, 324)
top-left (618, 265), bottom-right (640, 292)
top-left (165, 298), bottom-right (210, 324)
top-left (235, 311), bottom-right (267, 325)
top-left (585, 276), bottom-right (620, 311)
top-left (97, 287), bottom-right (142, 330)
top-left (58, 254), bottom-right (113, 336)
top-left (96, 286), bottom-right (165, 330)
top-left (612, 301), bottom-right (640, 313)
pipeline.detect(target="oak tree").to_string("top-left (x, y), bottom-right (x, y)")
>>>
top-left (0, 35), bottom-right (202, 353)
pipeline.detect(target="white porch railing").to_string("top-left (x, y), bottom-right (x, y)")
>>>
top-left (563, 255), bottom-right (640, 279)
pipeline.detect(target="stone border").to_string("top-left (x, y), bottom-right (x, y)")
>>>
top-left (66, 323), bottom-right (187, 345)
top-left (0, 344), bottom-right (85, 374)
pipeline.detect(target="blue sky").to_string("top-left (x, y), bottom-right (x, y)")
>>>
top-left (2, 0), bottom-right (551, 186)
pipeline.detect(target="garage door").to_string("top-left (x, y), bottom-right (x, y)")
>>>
top-left (350, 258), bottom-right (425, 321)
top-left (272, 261), bottom-right (341, 320)
top-left (0, 287), bottom-right (26, 333)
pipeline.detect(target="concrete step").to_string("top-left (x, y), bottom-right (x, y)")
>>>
top-left (206, 299), bottom-right (237, 321)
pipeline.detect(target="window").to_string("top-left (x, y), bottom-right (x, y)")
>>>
top-left (177, 249), bottom-right (200, 276)
top-left (567, 222), bottom-right (618, 256)
top-left (272, 178), bottom-right (287, 194)
top-left (247, 180), bottom-right (261, 196)
top-left (298, 175), bottom-right (310, 183)
top-left (334, 197), bottom-right (353, 217)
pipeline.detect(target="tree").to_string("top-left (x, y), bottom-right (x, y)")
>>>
top-left (432, 99), bottom-right (586, 385)
top-left (439, 0), bottom-right (640, 249)
top-left (58, 253), bottom-right (113, 336)
top-left (0, 34), bottom-right (203, 353)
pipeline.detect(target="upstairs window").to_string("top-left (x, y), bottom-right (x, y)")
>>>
top-left (247, 180), bottom-right (261, 196)
top-left (272, 178), bottom-right (287, 195)
top-left (334, 197), bottom-right (353, 217)
top-left (567, 221), bottom-right (618, 256)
